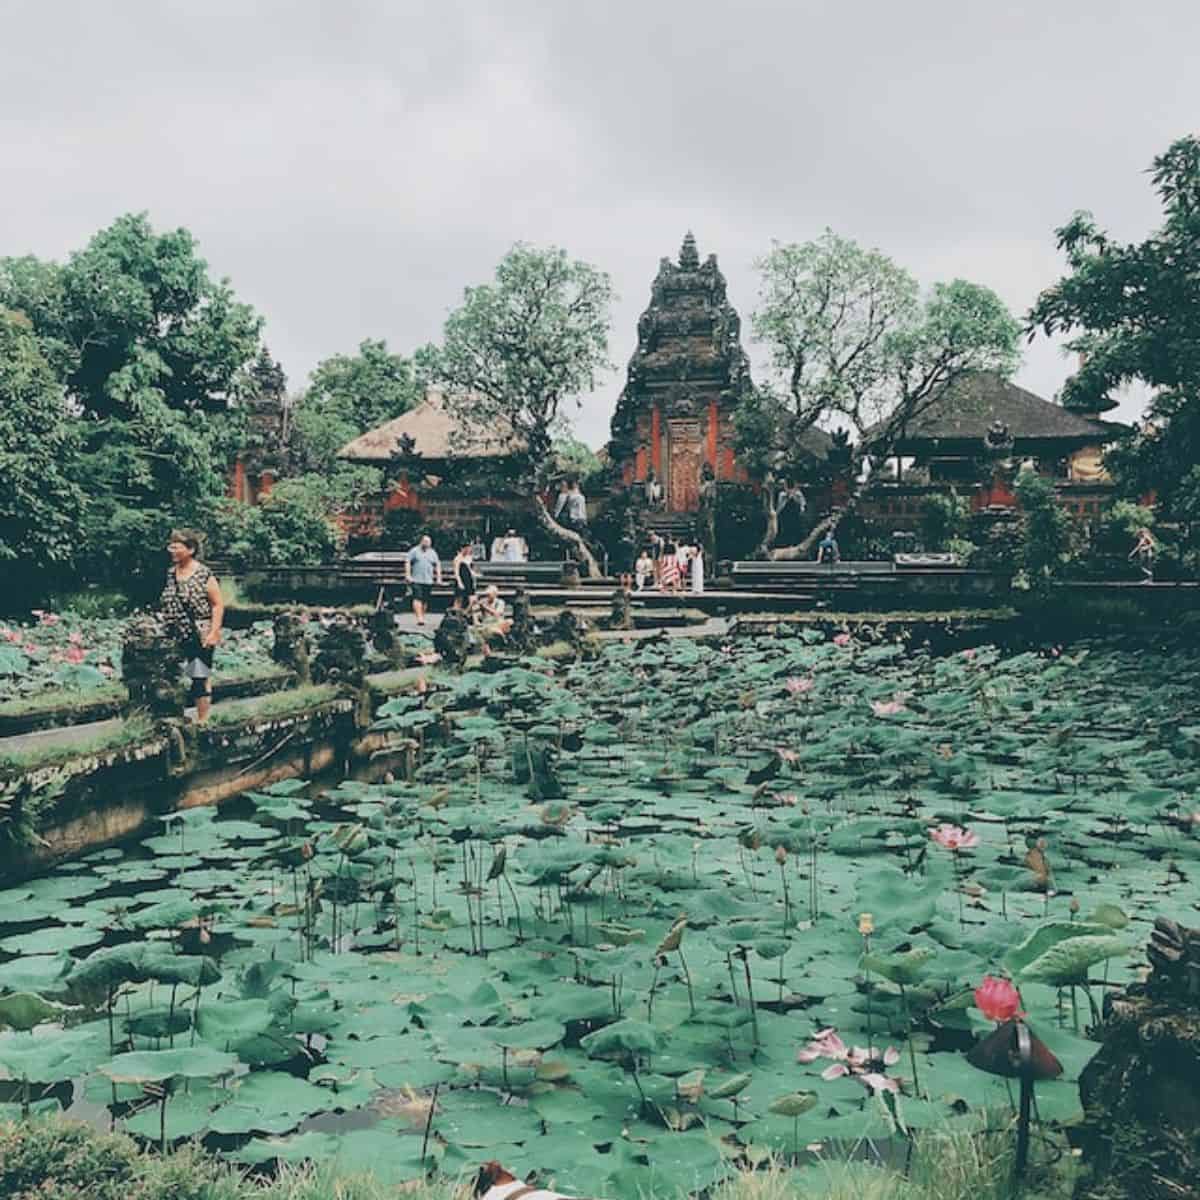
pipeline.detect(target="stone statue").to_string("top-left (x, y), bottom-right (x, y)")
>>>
top-left (698, 460), bottom-right (718, 564)
top-left (607, 587), bottom-right (633, 631)
top-left (1074, 916), bottom-right (1200, 1199)
top-left (121, 614), bottom-right (185, 717)
top-left (312, 616), bottom-right (366, 687)
top-left (508, 587), bottom-right (538, 653)
top-left (271, 609), bottom-right (311, 685)
top-left (433, 608), bottom-right (472, 669)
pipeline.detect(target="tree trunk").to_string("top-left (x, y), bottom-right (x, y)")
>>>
top-left (755, 486), bottom-right (780, 559)
top-left (768, 515), bottom-right (836, 561)
top-left (533, 494), bottom-right (601, 578)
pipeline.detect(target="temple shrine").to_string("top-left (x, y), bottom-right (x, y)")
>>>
top-left (608, 233), bottom-right (754, 512)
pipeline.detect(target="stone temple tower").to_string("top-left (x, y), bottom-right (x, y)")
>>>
top-left (608, 233), bottom-right (754, 513)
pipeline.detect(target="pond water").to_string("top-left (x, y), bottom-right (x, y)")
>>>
top-left (1, 632), bottom-right (1197, 1198)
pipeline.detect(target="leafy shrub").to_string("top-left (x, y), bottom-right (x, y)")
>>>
top-left (1014, 473), bottom-right (1078, 588)
top-left (921, 492), bottom-right (972, 551)
top-left (716, 483), bottom-right (766, 560)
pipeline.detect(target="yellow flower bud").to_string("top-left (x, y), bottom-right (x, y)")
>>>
top-left (858, 912), bottom-right (875, 936)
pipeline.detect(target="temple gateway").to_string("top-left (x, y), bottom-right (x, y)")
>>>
top-left (608, 233), bottom-right (755, 513)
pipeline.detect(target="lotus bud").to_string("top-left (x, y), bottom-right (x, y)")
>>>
top-left (775, 845), bottom-right (787, 865)
top-left (1069, 897), bottom-right (1080, 914)
top-left (858, 912), bottom-right (875, 936)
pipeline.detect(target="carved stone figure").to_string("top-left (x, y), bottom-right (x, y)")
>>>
top-left (312, 617), bottom-right (366, 687)
top-left (607, 587), bottom-right (634, 630)
top-left (271, 609), bottom-right (311, 685)
top-left (507, 587), bottom-right (538, 653)
top-left (1074, 917), bottom-right (1200, 1199)
top-left (433, 608), bottom-right (472, 669)
top-left (121, 614), bottom-right (185, 717)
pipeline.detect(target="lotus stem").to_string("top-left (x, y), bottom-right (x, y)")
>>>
top-left (899, 982), bottom-right (921, 1097)
top-left (677, 946), bottom-right (696, 1016)
top-left (420, 1082), bottom-right (440, 1167)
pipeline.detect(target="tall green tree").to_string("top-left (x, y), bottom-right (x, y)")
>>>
top-left (290, 338), bottom-right (423, 472)
top-left (0, 213), bottom-right (264, 592)
top-left (1028, 135), bottom-right (1200, 534)
top-left (0, 311), bottom-right (85, 599)
top-left (746, 231), bottom-right (1021, 556)
top-left (427, 244), bottom-right (613, 574)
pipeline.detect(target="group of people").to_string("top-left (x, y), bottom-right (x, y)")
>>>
top-left (627, 535), bottom-right (705, 595)
top-left (404, 535), bottom-right (509, 632)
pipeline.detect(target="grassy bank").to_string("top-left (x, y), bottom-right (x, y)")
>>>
top-left (0, 1118), bottom-right (1076, 1200)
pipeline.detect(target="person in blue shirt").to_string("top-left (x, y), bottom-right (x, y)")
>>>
top-left (817, 526), bottom-right (841, 565)
top-left (404, 534), bottom-right (443, 625)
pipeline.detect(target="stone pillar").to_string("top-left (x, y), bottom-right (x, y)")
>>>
top-left (121, 615), bottom-right (185, 717)
top-left (271, 609), bottom-right (312, 685)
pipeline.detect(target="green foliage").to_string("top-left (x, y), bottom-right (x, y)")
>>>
top-left (1029, 136), bottom-right (1200, 525)
top-left (431, 243), bottom-right (613, 477)
top-left (748, 232), bottom-right (1020, 482)
top-left (921, 493), bottom-right (971, 552)
top-left (0, 213), bottom-right (266, 597)
top-left (290, 339), bottom-right (422, 473)
top-left (550, 434), bottom-right (603, 483)
top-left (0, 313), bottom-right (85, 595)
top-left (1014, 473), bottom-right (1077, 589)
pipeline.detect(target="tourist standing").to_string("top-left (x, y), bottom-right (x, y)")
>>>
top-left (660, 542), bottom-right (682, 594)
top-left (161, 529), bottom-right (224, 723)
top-left (644, 470), bottom-right (663, 510)
top-left (1130, 527), bottom-right (1156, 582)
top-left (405, 534), bottom-right (442, 626)
top-left (452, 543), bottom-right (477, 612)
top-left (690, 540), bottom-right (705, 594)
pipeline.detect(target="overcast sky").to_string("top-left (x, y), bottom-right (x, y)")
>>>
top-left (3, 1), bottom-right (1196, 447)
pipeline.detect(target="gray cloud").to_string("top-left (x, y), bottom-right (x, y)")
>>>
top-left (4, 0), bottom-right (1195, 445)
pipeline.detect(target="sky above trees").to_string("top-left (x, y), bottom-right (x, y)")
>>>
top-left (3, 0), bottom-right (1196, 446)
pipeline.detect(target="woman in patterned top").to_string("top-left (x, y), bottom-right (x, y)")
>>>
top-left (161, 529), bottom-right (224, 722)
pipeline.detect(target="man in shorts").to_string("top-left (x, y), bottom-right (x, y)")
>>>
top-left (405, 534), bottom-right (443, 626)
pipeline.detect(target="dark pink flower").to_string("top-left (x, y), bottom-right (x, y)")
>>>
top-left (833, 633), bottom-right (851, 647)
top-left (65, 646), bottom-right (86, 665)
top-left (785, 676), bottom-right (814, 696)
top-left (974, 975), bottom-right (1023, 1023)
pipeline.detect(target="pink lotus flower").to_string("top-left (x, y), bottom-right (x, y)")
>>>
top-left (974, 975), bottom-right (1024, 1023)
top-left (961, 648), bottom-right (976, 661)
top-left (32, 610), bottom-right (59, 626)
top-left (798, 1028), bottom-right (902, 1093)
top-left (929, 824), bottom-right (980, 852)
top-left (871, 699), bottom-right (905, 717)
top-left (833, 633), bottom-right (851, 647)
top-left (23, 643), bottom-right (37, 654)
top-left (3, 629), bottom-right (22, 644)
top-left (785, 676), bottom-right (814, 696)
top-left (68, 631), bottom-right (84, 646)
top-left (414, 651), bottom-right (440, 665)
top-left (65, 646), bottom-right (86, 665)
top-left (777, 748), bottom-right (799, 763)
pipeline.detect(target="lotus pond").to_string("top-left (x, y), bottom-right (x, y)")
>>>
top-left (1, 632), bottom-right (1197, 1198)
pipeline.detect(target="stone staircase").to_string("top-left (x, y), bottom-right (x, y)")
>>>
top-left (643, 512), bottom-right (698, 543)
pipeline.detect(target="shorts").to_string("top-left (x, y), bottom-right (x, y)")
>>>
top-left (410, 582), bottom-right (432, 604)
top-left (181, 639), bottom-right (214, 699)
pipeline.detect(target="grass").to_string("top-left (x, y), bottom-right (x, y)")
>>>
top-left (0, 716), bottom-right (159, 774)
top-left (366, 666), bottom-right (436, 697)
top-left (205, 685), bottom-right (343, 728)
top-left (0, 684), bottom-right (127, 722)
top-left (0, 1117), bottom-right (1078, 1200)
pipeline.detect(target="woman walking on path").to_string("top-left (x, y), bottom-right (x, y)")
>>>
top-left (161, 529), bottom-right (223, 722)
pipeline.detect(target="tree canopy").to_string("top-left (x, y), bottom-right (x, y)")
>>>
top-left (290, 338), bottom-right (423, 473)
top-left (747, 231), bottom-right (1021, 480)
top-left (1028, 135), bottom-right (1200, 527)
top-left (741, 231), bottom-right (1020, 554)
top-left (0, 311), bottom-right (84, 591)
top-left (0, 213), bottom-right (265, 595)
top-left (426, 244), bottom-right (613, 570)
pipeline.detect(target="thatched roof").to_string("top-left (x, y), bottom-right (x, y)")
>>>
top-left (869, 372), bottom-right (1126, 452)
top-left (337, 388), bottom-right (521, 463)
